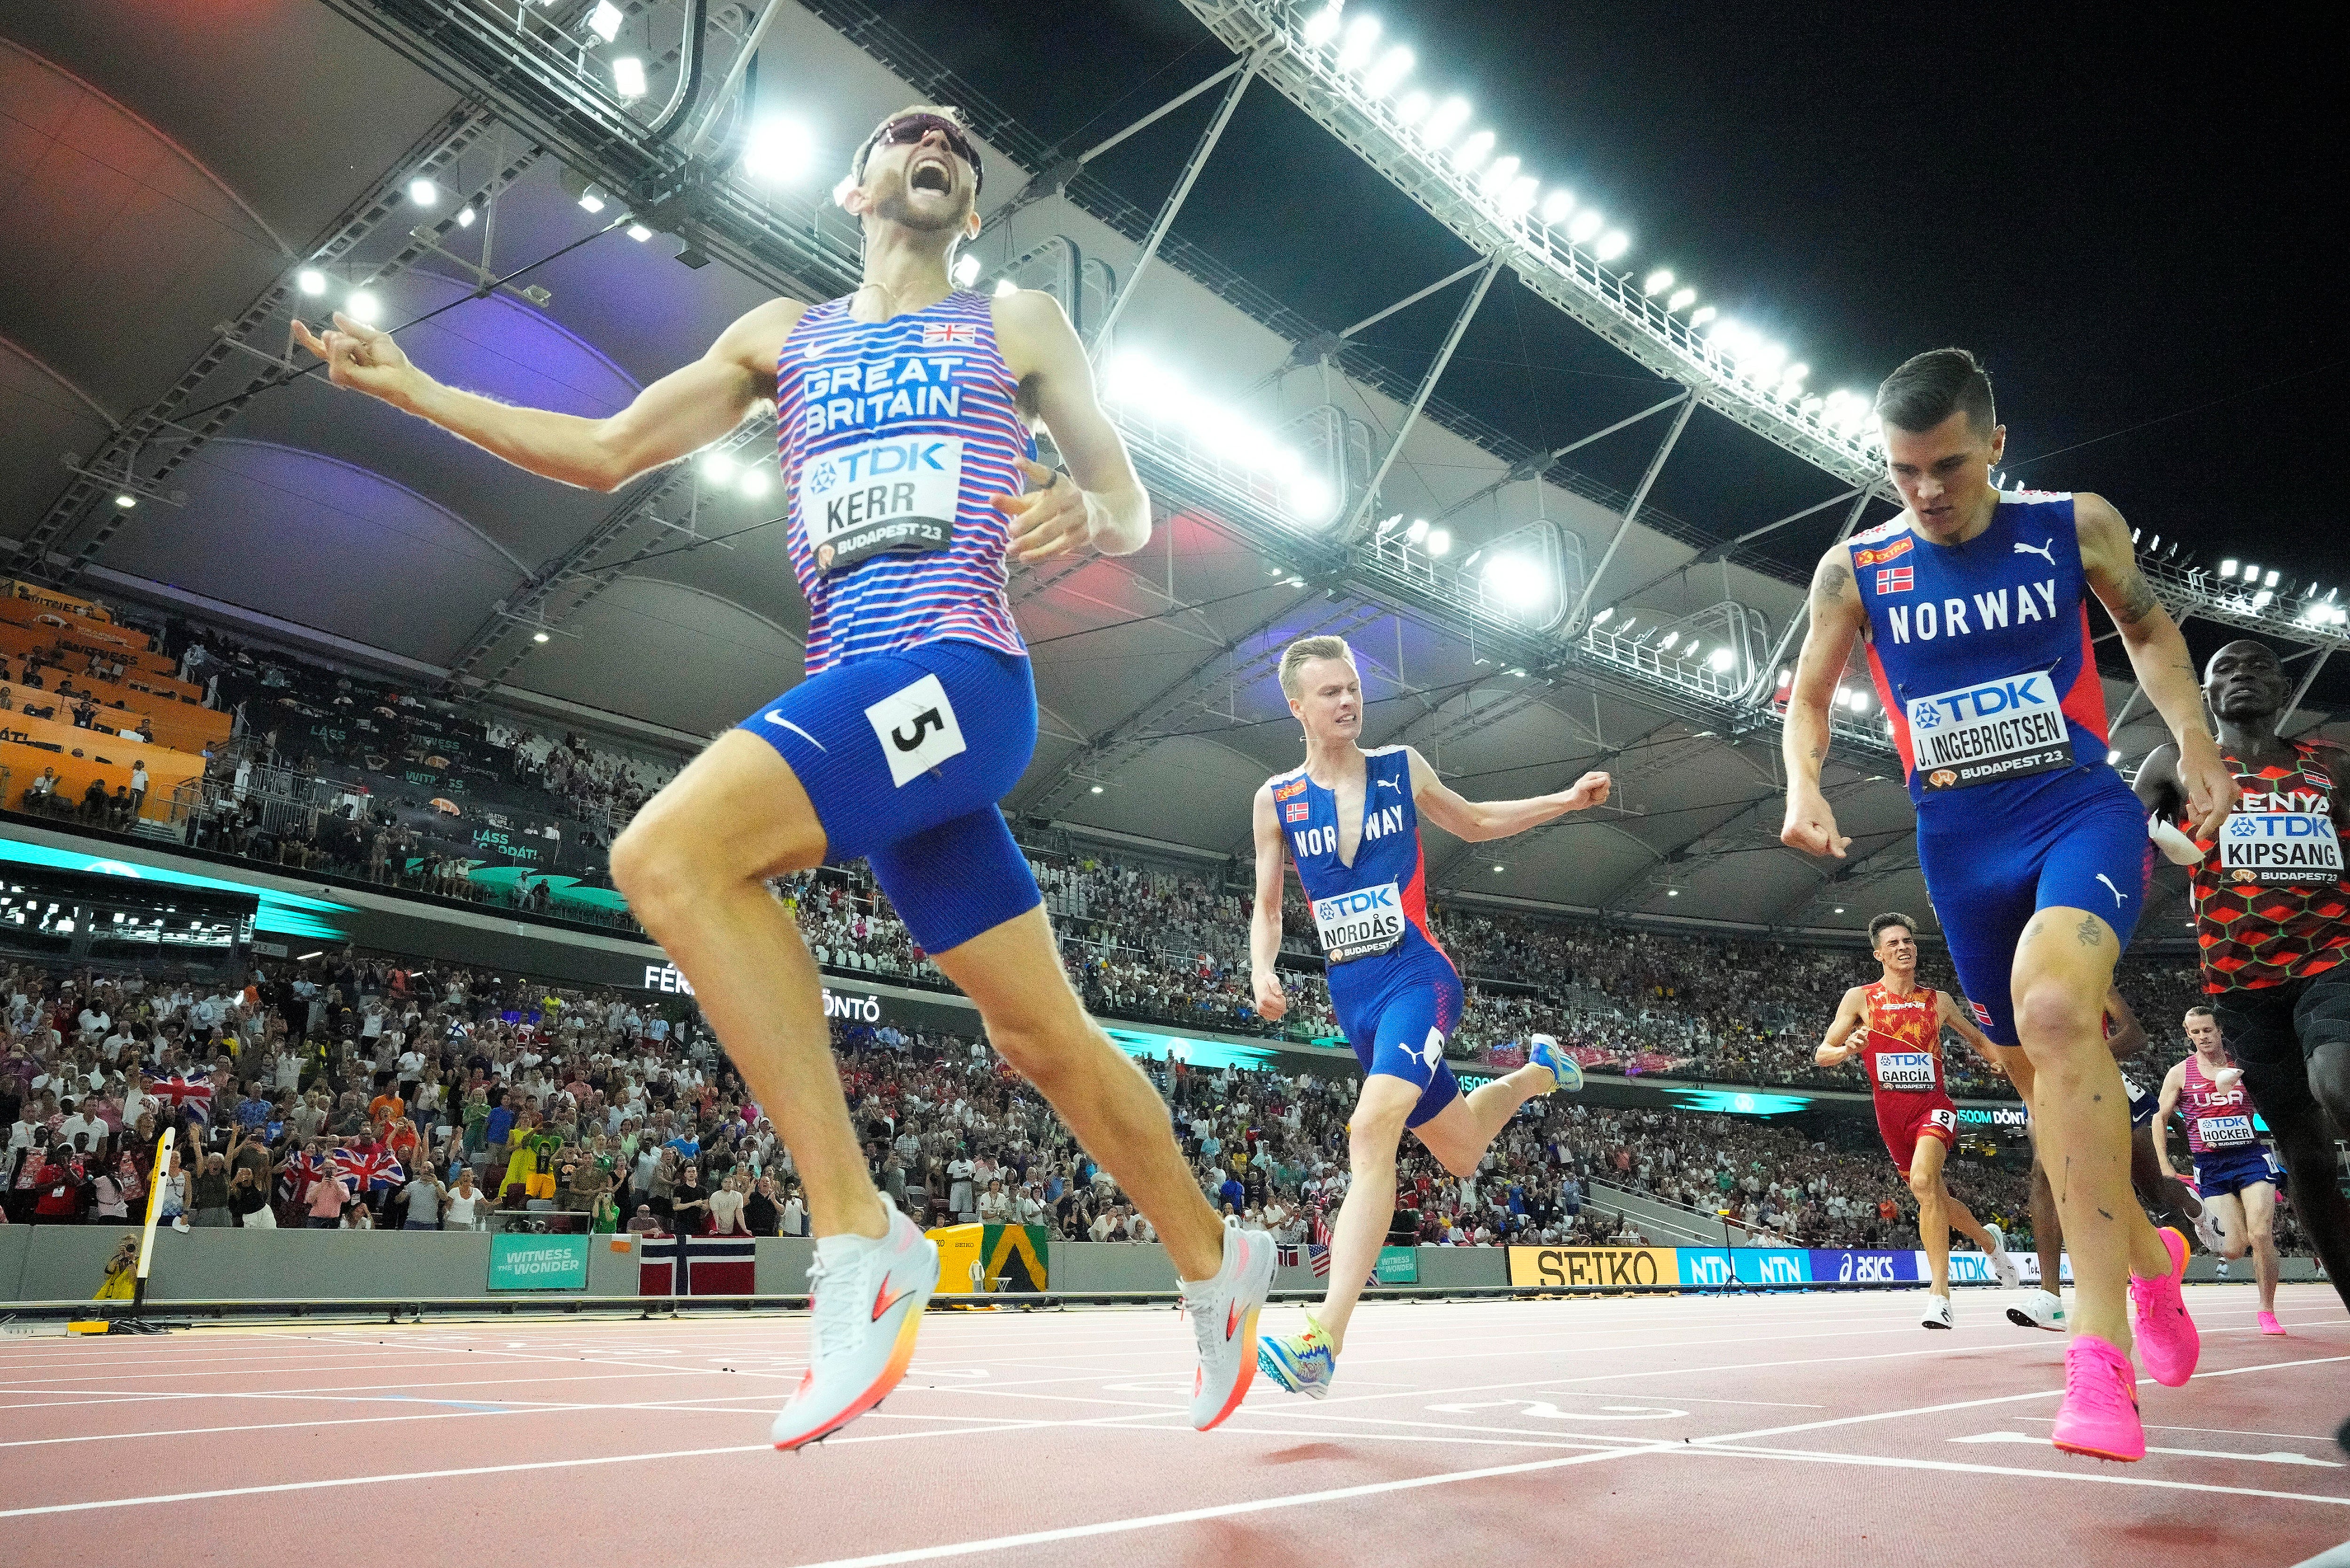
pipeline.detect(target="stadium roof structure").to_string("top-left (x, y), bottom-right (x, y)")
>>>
top-left (2, 0), bottom-right (2340, 942)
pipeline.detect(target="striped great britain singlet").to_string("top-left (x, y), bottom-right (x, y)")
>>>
top-left (773, 289), bottom-right (1034, 674)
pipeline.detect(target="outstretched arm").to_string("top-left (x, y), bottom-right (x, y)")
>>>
top-left (1780, 546), bottom-right (1869, 858)
top-left (1246, 785), bottom-right (1290, 1023)
top-left (292, 298), bottom-right (799, 493)
top-left (2152, 1064), bottom-right (2186, 1178)
top-left (1815, 988), bottom-right (1870, 1067)
top-left (1405, 748), bottom-right (1610, 843)
top-left (2078, 495), bottom-right (2236, 838)
top-left (2101, 987), bottom-right (2148, 1061)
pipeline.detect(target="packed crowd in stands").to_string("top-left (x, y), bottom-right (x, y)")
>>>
top-left (1, 946), bottom-right (2309, 1260)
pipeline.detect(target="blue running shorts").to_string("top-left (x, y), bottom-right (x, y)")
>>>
top-left (2192, 1145), bottom-right (2279, 1200)
top-left (738, 638), bottom-right (1042, 955)
top-left (1329, 958), bottom-right (1465, 1129)
top-left (1918, 771), bottom-right (2151, 1049)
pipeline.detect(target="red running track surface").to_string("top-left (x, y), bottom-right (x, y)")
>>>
top-left (2, 1284), bottom-right (2343, 1565)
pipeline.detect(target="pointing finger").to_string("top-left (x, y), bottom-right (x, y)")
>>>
top-left (1015, 455), bottom-right (1054, 487)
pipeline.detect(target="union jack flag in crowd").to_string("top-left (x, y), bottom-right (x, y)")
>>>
top-left (278, 1149), bottom-right (325, 1205)
top-left (145, 1072), bottom-right (213, 1124)
top-left (334, 1147), bottom-right (405, 1194)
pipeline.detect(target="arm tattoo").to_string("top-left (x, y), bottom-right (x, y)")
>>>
top-left (2114, 569), bottom-right (2161, 626)
top-left (2075, 914), bottom-right (2103, 947)
top-left (1813, 556), bottom-right (1853, 608)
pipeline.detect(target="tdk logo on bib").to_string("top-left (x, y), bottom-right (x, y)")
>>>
top-left (1875, 1052), bottom-right (1936, 1091)
top-left (1313, 882), bottom-right (1406, 965)
top-left (800, 435), bottom-right (963, 576)
top-left (1907, 671), bottom-right (2072, 790)
top-left (2221, 809), bottom-right (2343, 880)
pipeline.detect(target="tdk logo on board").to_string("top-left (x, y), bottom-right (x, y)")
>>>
top-left (1914, 672), bottom-right (2056, 728)
top-left (806, 440), bottom-right (952, 496)
top-left (1322, 886), bottom-right (1398, 917)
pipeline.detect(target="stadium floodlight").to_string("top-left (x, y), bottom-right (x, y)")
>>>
top-left (1565, 210), bottom-right (1603, 244)
top-left (1286, 475), bottom-right (1336, 524)
top-left (345, 289), bottom-right (381, 323)
top-left (407, 178), bottom-right (439, 207)
top-left (2264, 569), bottom-right (2281, 587)
top-left (297, 268), bottom-right (327, 296)
top-left (741, 118), bottom-right (816, 182)
top-left (2107, 748), bottom-right (2121, 764)
top-left (588, 0), bottom-right (623, 43)
top-left (1666, 286), bottom-right (1696, 313)
top-left (1302, 3), bottom-right (1343, 47)
top-left (577, 184), bottom-right (607, 214)
top-left (1800, 395), bottom-right (1824, 414)
top-left (1090, 785), bottom-right (1105, 795)
top-left (1784, 363), bottom-right (1809, 384)
top-left (1394, 89), bottom-right (1432, 127)
top-left (1643, 270), bottom-right (1674, 296)
top-left (1708, 646), bottom-right (1736, 672)
top-left (1660, 631), bottom-right (1680, 650)
top-left (533, 632), bottom-right (551, 644)
top-left (113, 494), bottom-right (136, 509)
top-left (1335, 14), bottom-right (1382, 72)
top-left (1594, 230), bottom-right (1629, 262)
top-left (1485, 555), bottom-right (1548, 608)
top-left (702, 452), bottom-right (737, 485)
top-left (1493, 865), bottom-right (1505, 874)
top-left (1833, 906), bottom-right (1845, 915)
top-left (1667, 889), bottom-right (1680, 897)
top-left (1502, 176), bottom-right (1538, 215)
top-left (1426, 526), bottom-right (1452, 555)
top-left (1478, 154), bottom-right (1520, 196)
top-left (1364, 46), bottom-right (1415, 98)
top-left (1539, 189), bottom-right (1574, 225)
top-left (994, 277), bottom-right (1019, 297)
top-left (2253, 589), bottom-right (2274, 609)
top-left (1406, 517), bottom-right (1430, 543)
top-left (2219, 559), bottom-right (2239, 578)
top-left (1591, 606), bottom-right (1614, 625)
top-left (612, 55), bottom-right (647, 99)
top-left (738, 468), bottom-right (773, 500)
top-left (1422, 96), bottom-right (1472, 148)
top-left (1689, 305), bottom-right (1717, 328)
top-left (627, 222), bottom-right (653, 242)
top-left (2242, 562), bottom-right (2259, 583)
top-left (952, 253), bottom-right (981, 287)
top-left (455, 202), bottom-right (478, 228)
top-left (1451, 129), bottom-right (1496, 173)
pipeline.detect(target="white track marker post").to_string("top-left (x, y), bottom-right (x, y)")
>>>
top-left (132, 1127), bottom-right (175, 1310)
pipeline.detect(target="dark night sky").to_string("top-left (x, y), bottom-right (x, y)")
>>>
top-left (894, 0), bottom-right (2347, 702)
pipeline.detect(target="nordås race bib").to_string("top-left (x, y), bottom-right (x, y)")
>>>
top-left (799, 434), bottom-right (963, 575)
top-left (2221, 811), bottom-right (2343, 880)
top-left (1873, 1051), bottom-right (1937, 1092)
top-left (1906, 668), bottom-right (2072, 791)
top-left (1314, 882), bottom-right (1406, 964)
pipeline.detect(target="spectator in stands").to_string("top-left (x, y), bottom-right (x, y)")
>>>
top-left (128, 759), bottom-right (148, 815)
top-left (397, 1168), bottom-right (445, 1231)
top-left (442, 1166), bottom-right (486, 1232)
top-left (670, 1163), bottom-right (710, 1237)
top-left (188, 1151), bottom-right (233, 1228)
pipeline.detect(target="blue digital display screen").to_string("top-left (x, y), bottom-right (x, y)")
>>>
top-left (1664, 1088), bottom-right (1814, 1117)
top-left (0, 837), bottom-right (353, 941)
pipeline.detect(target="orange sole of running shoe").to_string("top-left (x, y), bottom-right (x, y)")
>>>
top-left (2051, 1439), bottom-right (2143, 1463)
top-left (1195, 1303), bottom-right (1263, 1432)
top-left (773, 1298), bottom-right (927, 1452)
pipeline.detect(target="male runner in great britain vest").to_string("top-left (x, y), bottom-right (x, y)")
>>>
top-left (1247, 634), bottom-right (1610, 1398)
top-left (2134, 638), bottom-right (2350, 1311)
top-left (295, 104), bottom-right (1271, 1450)
top-left (1777, 348), bottom-right (2238, 1462)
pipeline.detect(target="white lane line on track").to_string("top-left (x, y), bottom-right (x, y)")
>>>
top-left (1671, 1442), bottom-right (2350, 1506)
top-left (2014, 1417), bottom-right (2348, 1443)
top-left (1951, 1431), bottom-right (2341, 1467)
top-left (1692, 1353), bottom-right (2350, 1447)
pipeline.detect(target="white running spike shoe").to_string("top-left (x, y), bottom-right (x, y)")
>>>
top-left (2190, 1201), bottom-right (2227, 1256)
top-left (2005, 1287), bottom-right (2067, 1331)
top-left (1180, 1225), bottom-right (1276, 1430)
top-left (772, 1200), bottom-right (937, 1451)
top-left (1921, 1292), bottom-right (1956, 1330)
top-left (1528, 1035), bottom-right (1584, 1094)
top-left (1983, 1224), bottom-right (2021, 1289)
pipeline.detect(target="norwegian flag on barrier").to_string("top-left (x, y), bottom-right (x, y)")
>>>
top-left (1276, 1242), bottom-right (1300, 1269)
top-left (335, 1147), bottom-right (405, 1194)
top-left (147, 1073), bottom-right (213, 1123)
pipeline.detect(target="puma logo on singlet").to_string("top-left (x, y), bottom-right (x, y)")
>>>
top-left (1376, 777), bottom-right (1403, 792)
top-left (2013, 538), bottom-right (2057, 565)
top-left (2095, 873), bottom-right (2128, 906)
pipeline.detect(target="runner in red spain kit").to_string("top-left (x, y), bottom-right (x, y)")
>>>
top-left (1816, 912), bottom-right (2019, 1326)
top-left (2135, 638), bottom-right (2350, 1315)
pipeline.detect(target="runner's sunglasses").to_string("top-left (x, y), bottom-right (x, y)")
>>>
top-left (854, 112), bottom-right (984, 194)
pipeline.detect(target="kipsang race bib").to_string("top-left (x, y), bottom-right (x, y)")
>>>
top-left (2220, 811), bottom-right (2343, 880)
top-left (800, 434), bottom-right (962, 576)
top-left (1906, 669), bottom-right (2072, 791)
top-left (1313, 882), bottom-right (1405, 964)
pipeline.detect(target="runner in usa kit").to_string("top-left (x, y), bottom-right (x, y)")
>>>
top-left (1249, 635), bottom-right (1610, 1399)
top-left (1815, 912), bottom-right (2019, 1327)
top-left (295, 104), bottom-right (1271, 1450)
top-left (2134, 638), bottom-right (2350, 1316)
top-left (2154, 1009), bottom-right (2287, 1334)
top-left (1776, 350), bottom-right (2238, 1462)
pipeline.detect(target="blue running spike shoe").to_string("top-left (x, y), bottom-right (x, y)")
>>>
top-left (1258, 1313), bottom-right (1336, 1400)
top-left (1529, 1034), bottom-right (1583, 1094)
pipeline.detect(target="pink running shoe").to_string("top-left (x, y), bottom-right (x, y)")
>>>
top-left (2257, 1310), bottom-right (2286, 1335)
top-left (2050, 1333), bottom-right (2144, 1462)
top-left (2128, 1226), bottom-right (2199, 1388)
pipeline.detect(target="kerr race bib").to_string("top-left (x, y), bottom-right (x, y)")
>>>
top-left (2220, 811), bottom-right (2343, 880)
top-left (2195, 1113), bottom-right (2254, 1148)
top-left (1873, 1051), bottom-right (1936, 1092)
top-left (1906, 670), bottom-right (2072, 791)
top-left (1314, 882), bottom-right (1406, 964)
top-left (800, 434), bottom-right (963, 576)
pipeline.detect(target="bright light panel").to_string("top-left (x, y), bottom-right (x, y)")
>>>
top-left (577, 186), bottom-right (606, 214)
top-left (1539, 189), bottom-right (1574, 224)
top-left (1394, 89), bottom-right (1432, 127)
top-left (612, 55), bottom-right (647, 99)
top-left (1302, 3), bottom-right (1342, 46)
top-left (588, 0), bottom-right (623, 43)
top-left (1643, 269), bottom-right (1674, 296)
top-left (1452, 129), bottom-right (1495, 172)
top-left (1364, 46), bottom-right (1415, 98)
top-left (1426, 527), bottom-right (1452, 556)
top-left (407, 178), bottom-right (439, 207)
top-left (741, 118), bottom-right (816, 183)
top-left (994, 277), bottom-right (1019, 297)
top-left (1478, 154), bottom-right (1520, 196)
top-left (951, 253), bottom-right (981, 287)
top-left (296, 268), bottom-right (326, 296)
top-left (345, 289), bottom-right (381, 323)
top-left (1666, 286), bottom-right (1695, 312)
top-left (1336, 15), bottom-right (1381, 72)
top-left (627, 223), bottom-right (652, 242)
top-left (1708, 646), bottom-right (1736, 672)
top-left (739, 468), bottom-right (773, 500)
top-left (1594, 230), bottom-right (1629, 262)
top-left (1566, 210), bottom-right (1603, 244)
top-left (702, 452), bottom-right (737, 484)
top-left (455, 204), bottom-right (477, 228)
top-left (1423, 96), bottom-right (1472, 148)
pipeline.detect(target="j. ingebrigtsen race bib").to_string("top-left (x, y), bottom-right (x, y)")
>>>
top-left (1906, 670), bottom-right (2072, 791)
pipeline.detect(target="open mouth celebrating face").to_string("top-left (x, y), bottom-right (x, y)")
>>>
top-left (908, 157), bottom-right (952, 195)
